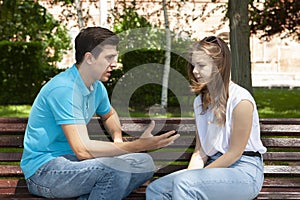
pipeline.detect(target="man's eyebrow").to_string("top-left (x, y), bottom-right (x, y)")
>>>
top-left (105, 53), bottom-right (118, 57)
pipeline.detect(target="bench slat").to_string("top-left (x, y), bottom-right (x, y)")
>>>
top-left (260, 124), bottom-right (300, 136)
top-left (1, 164), bottom-right (300, 178)
top-left (257, 189), bottom-right (300, 200)
top-left (259, 118), bottom-right (300, 125)
top-left (0, 166), bottom-right (23, 177)
top-left (0, 136), bottom-right (24, 147)
top-left (264, 166), bottom-right (300, 176)
top-left (3, 136), bottom-right (300, 150)
top-left (262, 138), bottom-right (300, 148)
top-left (263, 177), bottom-right (300, 187)
top-left (0, 117), bottom-right (299, 200)
top-left (149, 151), bottom-right (300, 162)
top-left (0, 152), bottom-right (22, 162)
top-left (263, 152), bottom-right (300, 161)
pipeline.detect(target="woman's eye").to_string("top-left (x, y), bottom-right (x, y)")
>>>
top-left (196, 64), bottom-right (205, 68)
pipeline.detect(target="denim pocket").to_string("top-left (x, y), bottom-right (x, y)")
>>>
top-left (26, 178), bottom-right (54, 198)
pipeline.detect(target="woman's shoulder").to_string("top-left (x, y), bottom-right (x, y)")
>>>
top-left (230, 82), bottom-right (253, 98)
top-left (229, 82), bottom-right (255, 107)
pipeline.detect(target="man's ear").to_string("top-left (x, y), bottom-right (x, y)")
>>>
top-left (84, 52), bottom-right (95, 65)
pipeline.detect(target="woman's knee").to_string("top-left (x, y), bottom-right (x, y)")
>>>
top-left (146, 180), bottom-right (161, 199)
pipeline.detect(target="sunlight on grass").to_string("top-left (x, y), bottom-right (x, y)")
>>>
top-left (0, 88), bottom-right (299, 118)
top-left (254, 88), bottom-right (300, 118)
top-left (0, 105), bottom-right (31, 117)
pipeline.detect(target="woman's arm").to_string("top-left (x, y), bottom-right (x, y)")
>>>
top-left (205, 100), bottom-right (254, 168)
top-left (187, 130), bottom-right (208, 170)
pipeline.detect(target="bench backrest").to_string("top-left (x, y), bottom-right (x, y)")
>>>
top-left (1, 117), bottom-right (300, 199)
top-left (0, 117), bottom-right (299, 177)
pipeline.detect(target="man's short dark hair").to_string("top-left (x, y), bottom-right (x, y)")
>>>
top-left (75, 27), bottom-right (119, 64)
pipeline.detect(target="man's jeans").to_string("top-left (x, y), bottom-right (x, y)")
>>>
top-left (26, 153), bottom-right (155, 200)
top-left (146, 152), bottom-right (264, 200)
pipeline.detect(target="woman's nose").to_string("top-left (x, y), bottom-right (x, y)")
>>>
top-left (193, 68), bottom-right (199, 75)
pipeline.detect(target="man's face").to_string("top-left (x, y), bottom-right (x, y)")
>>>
top-left (91, 45), bottom-right (118, 82)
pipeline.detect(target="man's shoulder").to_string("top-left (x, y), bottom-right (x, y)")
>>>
top-left (44, 68), bottom-right (74, 90)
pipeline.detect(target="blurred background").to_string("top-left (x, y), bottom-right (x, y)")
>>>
top-left (0, 0), bottom-right (299, 118)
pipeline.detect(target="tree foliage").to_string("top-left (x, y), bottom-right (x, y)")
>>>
top-left (249, 0), bottom-right (300, 40)
top-left (0, 0), bottom-right (71, 65)
top-left (0, 0), bottom-right (70, 104)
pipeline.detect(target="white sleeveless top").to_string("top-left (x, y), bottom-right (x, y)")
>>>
top-left (194, 82), bottom-right (267, 156)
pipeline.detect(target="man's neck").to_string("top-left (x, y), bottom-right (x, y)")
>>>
top-left (76, 64), bottom-right (94, 89)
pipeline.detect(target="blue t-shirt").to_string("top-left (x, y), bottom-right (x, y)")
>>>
top-left (20, 64), bottom-right (111, 179)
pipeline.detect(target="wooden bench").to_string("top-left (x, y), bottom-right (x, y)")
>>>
top-left (0, 117), bottom-right (299, 199)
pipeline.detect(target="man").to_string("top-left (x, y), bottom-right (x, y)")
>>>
top-left (20, 27), bottom-right (179, 200)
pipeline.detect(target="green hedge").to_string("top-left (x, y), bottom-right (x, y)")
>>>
top-left (0, 42), bottom-right (191, 108)
top-left (0, 41), bottom-right (62, 104)
top-left (105, 49), bottom-right (190, 110)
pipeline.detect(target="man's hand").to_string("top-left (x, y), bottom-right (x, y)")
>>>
top-left (137, 120), bottom-right (180, 150)
top-left (140, 120), bottom-right (155, 138)
top-left (62, 120), bottom-right (180, 160)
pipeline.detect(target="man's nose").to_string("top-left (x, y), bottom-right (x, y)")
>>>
top-left (110, 61), bottom-right (117, 69)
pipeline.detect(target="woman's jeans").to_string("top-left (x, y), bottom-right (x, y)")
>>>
top-left (146, 152), bottom-right (264, 200)
top-left (26, 153), bottom-right (155, 200)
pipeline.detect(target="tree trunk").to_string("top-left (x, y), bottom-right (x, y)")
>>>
top-left (74, 0), bottom-right (84, 28)
top-left (161, 0), bottom-right (171, 109)
top-left (228, 0), bottom-right (253, 94)
top-left (100, 0), bottom-right (108, 28)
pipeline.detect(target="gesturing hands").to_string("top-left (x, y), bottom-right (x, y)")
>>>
top-left (139, 120), bottom-right (180, 150)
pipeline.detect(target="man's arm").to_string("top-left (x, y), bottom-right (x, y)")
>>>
top-left (62, 121), bottom-right (179, 160)
top-left (100, 107), bottom-right (123, 142)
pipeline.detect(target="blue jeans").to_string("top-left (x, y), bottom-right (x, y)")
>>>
top-left (146, 152), bottom-right (264, 200)
top-left (26, 153), bottom-right (155, 200)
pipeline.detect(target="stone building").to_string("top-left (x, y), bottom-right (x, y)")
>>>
top-left (40, 0), bottom-right (300, 88)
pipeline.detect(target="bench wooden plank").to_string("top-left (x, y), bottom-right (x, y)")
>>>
top-left (1, 163), bottom-right (299, 175)
top-left (2, 135), bottom-right (300, 149)
top-left (0, 152), bottom-right (22, 162)
top-left (4, 151), bottom-right (300, 164)
top-left (262, 177), bottom-right (300, 187)
top-left (0, 166), bottom-right (23, 177)
top-left (260, 124), bottom-right (300, 136)
top-left (257, 189), bottom-right (300, 200)
top-left (0, 117), bottom-right (299, 200)
top-left (1, 164), bottom-right (300, 178)
top-left (0, 136), bottom-right (24, 147)
top-left (264, 166), bottom-right (300, 176)
top-left (262, 138), bottom-right (300, 148)
top-left (2, 178), bottom-right (299, 200)
top-left (263, 152), bottom-right (300, 161)
top-left (259, 118), bottom-right (300, 125)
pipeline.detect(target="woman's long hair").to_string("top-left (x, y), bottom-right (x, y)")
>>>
top-left (187, 36), bottom-right (231, 126)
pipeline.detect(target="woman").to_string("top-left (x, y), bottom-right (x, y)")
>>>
top-left (146, 36), bottom-right (267, 200)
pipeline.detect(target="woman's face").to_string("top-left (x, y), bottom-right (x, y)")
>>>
top-left (191, 51), bottom-right (215, 83)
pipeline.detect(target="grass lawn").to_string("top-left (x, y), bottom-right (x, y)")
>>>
top-left (253, 87), bottom-right (300, 118)
top-left (0, 105), bottom-right (31, 117)
top-left (0, 88), bottom-right (299, 118)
